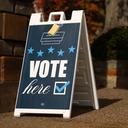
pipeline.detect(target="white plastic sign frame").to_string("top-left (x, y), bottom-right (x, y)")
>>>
top-left (14, 10), bottom-right (99, 119)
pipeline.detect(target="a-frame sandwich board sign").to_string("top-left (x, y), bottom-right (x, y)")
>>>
top-left (14, 10), bottom-right (99, 119)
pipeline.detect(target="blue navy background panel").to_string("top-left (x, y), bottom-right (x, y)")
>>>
top-left (16, 23), bottom-right (80, 109)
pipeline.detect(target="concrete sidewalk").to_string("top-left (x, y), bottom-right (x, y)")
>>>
top-left (0, 88), bottom-right (128, 128)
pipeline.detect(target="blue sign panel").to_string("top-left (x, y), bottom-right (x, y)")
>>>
top-left (16, 23), bottom-right (80, 109)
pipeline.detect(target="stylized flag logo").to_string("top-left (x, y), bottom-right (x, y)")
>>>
top-left (40, 31), bottom-right (65, 45)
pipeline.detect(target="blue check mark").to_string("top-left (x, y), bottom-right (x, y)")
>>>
top-left (56, 81), bottom-right (70, 93)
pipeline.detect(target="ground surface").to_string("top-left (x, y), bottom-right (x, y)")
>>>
top-left (0, 88), bottom-right (128, 128)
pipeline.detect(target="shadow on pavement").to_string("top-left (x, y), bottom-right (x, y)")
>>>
top-left (99, 98), bottom-right (122, 108)
top-left (19, 98), bottom-right (122, 118)
top-left (72, 105), bottom-right (93, 117)
top-left (72, 98), bottom-right (121, 117)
